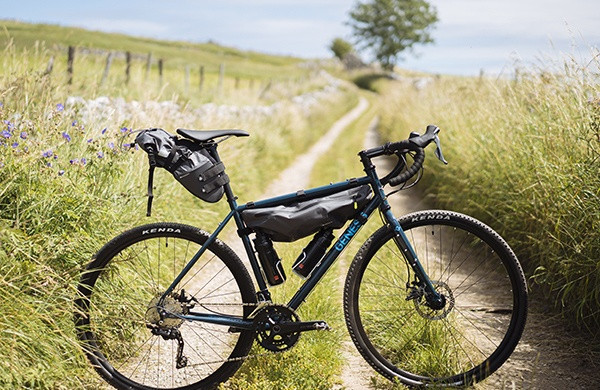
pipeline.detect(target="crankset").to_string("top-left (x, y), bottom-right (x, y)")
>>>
top-left (253, 305), bottom-right (329, 352)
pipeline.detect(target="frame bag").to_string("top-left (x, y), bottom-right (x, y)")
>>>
top-left (135, 128), bottom-right (228, 214)
top-left (242, 186), bottom-right (371, 242)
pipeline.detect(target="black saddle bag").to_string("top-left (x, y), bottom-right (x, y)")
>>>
top-left (242, 185), bottom-right (371, 242)
top-left (135, 129), bottom-right (228, 212)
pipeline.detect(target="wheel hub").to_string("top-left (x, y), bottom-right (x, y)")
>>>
top-left (413, 281), bottom-right (455, 320)
top-left (145, 293), bottom-right (186, 328)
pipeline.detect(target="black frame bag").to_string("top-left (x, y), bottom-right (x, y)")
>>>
top-left (242, 185), bottom-right (371, 242)
top-left (135, 129), bottom-right (228, 213)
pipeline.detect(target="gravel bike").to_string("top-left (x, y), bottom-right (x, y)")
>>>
top-left (75, 125), bottom-right (528, 389)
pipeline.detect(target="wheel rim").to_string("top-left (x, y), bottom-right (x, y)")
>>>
top-left (355, 219), bottom-right (523, 385)
top-left (82, 232), bottom-right (250, 389)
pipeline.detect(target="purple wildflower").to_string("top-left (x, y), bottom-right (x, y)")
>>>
top-left (108, 142), bottom-right (114, 149)
top-left (69, 159), bottom-right (78, 165)
top-left (87, 138), bottom-right (93, 143)
top-left (62, 132), bottom-right (71, 142)
top-left (42, 150), bottom-right (53, 158)
top-left (58, 170), bottom-right (65, 176)
top-left (71, 120), bottom-right (78, 127)
top-left (97, 151), bottom-right (104, 158)
top-left (11, 142), bottom-right (18, 148)
top-left (4, 120), bottom-right (14, 130)
top-left (20, 131), bottom-right (27, 139)
top-left (0, 102), bottom-right (3, 107)
top-left (81, 158), bottom-right (87, 165)
top-left (56, 103), bottom-right (64, 112)
top-left (120, 127), bottom-right (128, 133)
top-left (101, 128), bottom-right (107, 135)
top-left (46, 162), bottom-right (52, 167)
top-left (1, 130), bottom-right (10, 138)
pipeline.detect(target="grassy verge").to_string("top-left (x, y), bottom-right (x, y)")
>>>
top-left (0, 38), bottom-right (356, 388)
top-left (377, 57), bottom-right (600, 332)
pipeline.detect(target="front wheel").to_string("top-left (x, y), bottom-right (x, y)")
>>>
top-left (344, 210), bottom-right (527, 387)
top-left (75, 222), bottom-right (257, 390)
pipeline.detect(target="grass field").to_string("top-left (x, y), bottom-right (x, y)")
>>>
top-left (374, 55), bottom-right (600, 333)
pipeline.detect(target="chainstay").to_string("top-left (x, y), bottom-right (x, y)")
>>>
top-left (182, 301), bottom-right (297, 368)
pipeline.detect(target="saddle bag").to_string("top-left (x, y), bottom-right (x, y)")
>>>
top-left (135, 129), bottom-right (228, 213)
top-left (242, 185), bottom-right (371, 242)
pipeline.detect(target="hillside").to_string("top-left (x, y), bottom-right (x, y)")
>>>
top-left (0, 19), bottom-right (304, 78)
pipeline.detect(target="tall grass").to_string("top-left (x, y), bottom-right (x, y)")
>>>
top-left (378, 53), bottom-right (600, 332)
top-left (0, 36), bottom-right (357, 388)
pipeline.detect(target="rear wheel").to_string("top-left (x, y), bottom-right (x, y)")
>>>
top-left (344, 210), bottom-right (527, 387)
top-left (75, 223), bottom-right (256, 390)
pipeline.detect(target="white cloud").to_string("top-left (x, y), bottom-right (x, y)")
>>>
top-left (75, 18), bottom-right (169, 37)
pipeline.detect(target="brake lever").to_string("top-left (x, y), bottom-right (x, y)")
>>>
top-left (433, 135), bottom-right (448, 165)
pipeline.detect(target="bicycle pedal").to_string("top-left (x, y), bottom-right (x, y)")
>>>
top-left (314, 321), bottom-right (330, 331)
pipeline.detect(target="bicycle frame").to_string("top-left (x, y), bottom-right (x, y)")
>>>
top-left (159, 144), bottom-right (442, 330)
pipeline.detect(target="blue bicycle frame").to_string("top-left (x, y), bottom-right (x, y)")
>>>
top-left (159, 144), bottom-right (442, 330)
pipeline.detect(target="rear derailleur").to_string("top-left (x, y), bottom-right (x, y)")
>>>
top-left (145, 289), bottom-right (197, 369)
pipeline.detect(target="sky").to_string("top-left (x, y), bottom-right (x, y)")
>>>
top-left (2, 0), bottom-right (599, 76)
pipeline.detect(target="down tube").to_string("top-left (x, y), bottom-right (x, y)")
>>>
top-left (287, 198), bottom-right (379, 310)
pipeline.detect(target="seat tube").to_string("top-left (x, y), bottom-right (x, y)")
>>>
top-left (211, 145), bottom-right (272, 300)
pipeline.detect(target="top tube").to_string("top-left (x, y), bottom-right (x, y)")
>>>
top-left (235, 176), bottom-right (372, 212)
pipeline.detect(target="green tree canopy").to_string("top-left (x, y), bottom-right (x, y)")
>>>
top-left (329, 37), bottom-right (354, 60)
top-left (348, 0), bottom-right (439, 70)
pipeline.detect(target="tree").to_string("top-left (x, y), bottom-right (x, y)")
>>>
top-left (348, 0), bottom-right (438, 70)
top-left (329, 37), bottom-right (354, 60)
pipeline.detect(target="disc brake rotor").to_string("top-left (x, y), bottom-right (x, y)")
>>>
top-left (413, 281), bottom-right (455, 320)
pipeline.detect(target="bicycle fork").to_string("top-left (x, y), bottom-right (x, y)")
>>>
top-left (380, 204), bottom-right (445, 309)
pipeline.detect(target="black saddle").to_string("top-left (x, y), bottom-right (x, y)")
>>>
top-left (177, 128), bottom-right (249, 143)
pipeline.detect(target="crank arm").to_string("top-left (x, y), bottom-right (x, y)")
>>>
top-left (276, 320), bottom-right (330, 334)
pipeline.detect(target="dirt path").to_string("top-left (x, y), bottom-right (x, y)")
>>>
top-left (365, 122), bottom-right (600, 390)
top-left (230, 96), bottom-right (376, 389)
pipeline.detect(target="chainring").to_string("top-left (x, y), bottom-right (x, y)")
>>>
top-left (253, 305), bottom-right (300, 352)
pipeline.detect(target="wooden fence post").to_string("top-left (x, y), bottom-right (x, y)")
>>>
top-left (125, 51), bottom-right (131, 84)
top-left (145, 52), bottom-right (152, 80)
top-left (217, 63), bottom-right (225, 94)
top-left (101, 52), bottom-right (113, 85)
top-left (199, 65), bottom-right (205, 92)
top-left (67, 46), bottom-right (75, 84)
top-left (158, 59), bottom-right (164, 85)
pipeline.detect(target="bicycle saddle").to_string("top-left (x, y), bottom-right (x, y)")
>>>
top-left (177, 128), bottom-right (249, 142)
